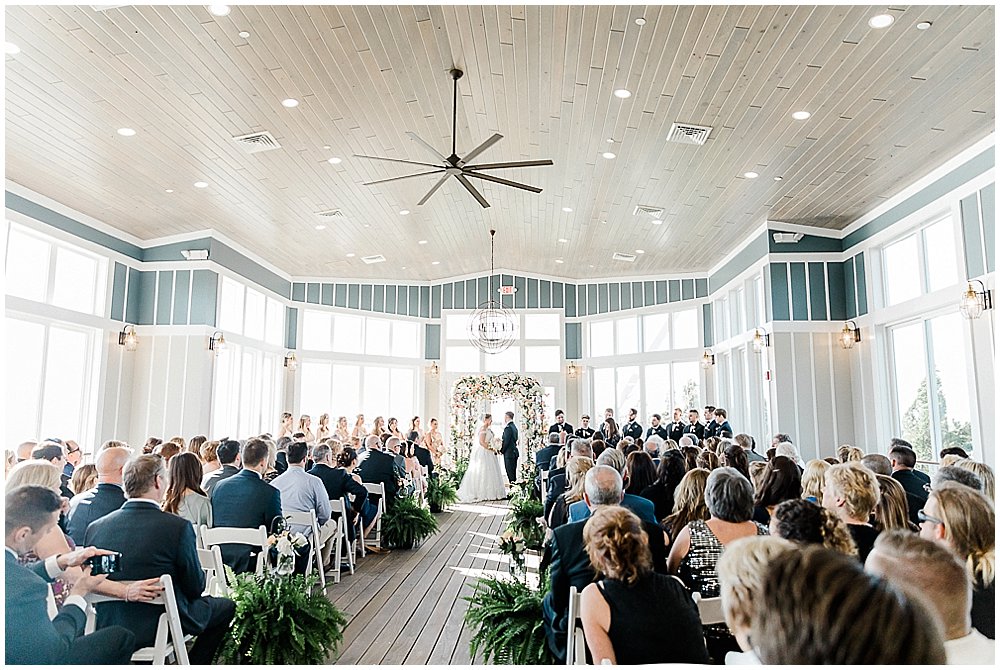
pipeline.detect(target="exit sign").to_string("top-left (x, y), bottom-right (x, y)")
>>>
top-left (499, 286), bottom-right (517, 295)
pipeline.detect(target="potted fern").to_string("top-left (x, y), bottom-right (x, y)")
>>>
top-left (426, 475), bottom-right (459, 513)
top-left (507, 492), bottom-right (545, 550)
top-left (382, 495), bottom-right (439, 549)
top-left (216, 571), bottom-right (347, 664)
top-left (464, 573), bottom-right (554, 664)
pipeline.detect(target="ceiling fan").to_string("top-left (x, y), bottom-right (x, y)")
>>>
top-left (354, 68), bottom-right (553, 208)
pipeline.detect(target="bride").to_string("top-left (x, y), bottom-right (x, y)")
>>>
top-left (457, 414), bottom-right (508, 502)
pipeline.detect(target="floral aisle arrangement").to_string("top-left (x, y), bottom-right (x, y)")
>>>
top-left (266, 526), bottom-right (309, 576)
top-left (449, 373), bottom-right (547, 463)
top-left (506, 489), bottom-right (546, 551)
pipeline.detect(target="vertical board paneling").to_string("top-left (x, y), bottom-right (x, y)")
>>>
top-left (526, 278), bottom-right (538, 308)
top-left (668, 279), bottom-right (681, 302)
top-left (609, 283), bottom-right (620, 312)
top-left (419, 285), bottom-right (430, 318)
top-left (643, 281), bottom-right (655, 305)
top-left (430, 284), bottom-right (441, 318)
top-left (385, 284), bottom-right (397, 312)
top-left (285, 306), bottom-right (297, 349)
top-left (854, 253), bottom-right (868, 315)
top-left (961, 193), bottom-right (985, 279)
top-left (539, 279), bottom-right (551, 308)
top-left (844, 257), bottom-right (857, 319)
top-left (442, 282), bottom-right (453, 309)
top-left (827, 262), bottom-right (847, 321)
top-left (155, 271), bottom-right (173, 325)
top-left (172, 270), bottom-right (190, 325)
top-left (632, 282), bottom-right (644, 308)
top-left (769, 264), bottom-right (790, 321)
top-left (306, 282), bottom-right (320, 304)
top-left (807, 262), bottom-right (827, 321)
top-left (695, 278), bottom-right (708, 297)
top-left (597, 283), bottom-right (609, 313)
top-left (347, 284), bottom-right (360, 310)
top-left (361, 284), bottom-right (373, 311)
top-left (514, 275), bottom-right (526, 309)
top-left (564, 282), bottom-right (577, 317)
top-left (407, 286), bottom-right (419, 316)
top-left (110, 261), bottom-right (127, 321)
top-left (189, 270), bottom-right (217, 326)
top-left (565, 322), bottom-right (582, 359)
top-left (703, 303), bottom-right (714, 348)
top-left (291, 283), bottom-right (305, 301)
top-left (655, 280), bottom-right (667, 304)
top-left (620, 283), bottom-right (631, 310)
top-left (681, 278), bottom-right (694, 300)
top-left (981, 184), bottom-right (995, 273)
top-left (424, 324), bottom-right (441, 359)
top-left (321, 283), bottom-right (334, 306)
top-left (373, 285), bottom-right (385, 312)
top-left (790, 263), bottom-right (808, 321)
top-left (334, 284), bottom-right (347, 307)
top-left (552, 282), bottom-right (564, 309)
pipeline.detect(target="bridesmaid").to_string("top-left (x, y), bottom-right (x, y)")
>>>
top-left (316, 414), bottom-right (332, 442)
top-left (407, 416), bottom-right (423, 444)
top-left (388, 417), bottom-right (404, 441)
top-left (423, 417), bottom-right (444, 464)
top-left (298, 414), bottom-right (316, 444)
top-left (371, 416), bottom-right (386, 438)
top-left (277, 412), bottom-right (294, 439)
top-left (334, 416), bottom-right (351, 443)
top-left (351, 414), bottom-right (366, 441)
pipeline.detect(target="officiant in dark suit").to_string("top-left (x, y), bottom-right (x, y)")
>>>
top-left (501, 412), bottom-right (519, 484)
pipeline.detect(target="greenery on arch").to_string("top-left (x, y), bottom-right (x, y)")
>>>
top-left (449, 373), bottom-right (547, 463)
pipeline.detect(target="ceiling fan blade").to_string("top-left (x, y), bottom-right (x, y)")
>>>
top-left (458, 133), bottom-right (503, 166)
top-left (353, 154), bottom-right (443, 169)
top-left (417, 173), bottom-right (453, 206)
top-left (465, 159), bottom-right (554, 170)
top-left (405, 132), bottom-right (448, 162)
top-left (362, 169), bottom-right (445, 186)
top-left (455, 174), bottom-right (491, 208)
top-left (463, 170), bottom-right (543, 194)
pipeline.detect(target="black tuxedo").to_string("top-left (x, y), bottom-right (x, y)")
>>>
top-left (548, 421), bottom-right (573, 436)
top-left (574, 427), bottom-right (595, 440)
top-left (203, 463), bottom-right (240, 498)
top-left (210, 469), bottom-right (282, 573)
top-left (356, 449), bottom-right (403, 506)
top-left (715, 420), bottom-right (734, 438)
top-left (85, 501), bottom-right (235, 664)
top-left (541, 515), bottom-right (667, 661)
top-left (622, 420), bottom-right (643, 440)
top-left (66, 483), bottom-right (126, 546)
top-left (5, 550), bottom-right (134, 664)
top-left (704, 420), bottom-right (720, 439)
top-left (684, 422), bottom-right (705, 441)
top-left (667, 421), bottom-right (686, 443)
top-left (501, 422), bottom-right (519, 483)
top-left (645, 424), bottom-right (669, 441)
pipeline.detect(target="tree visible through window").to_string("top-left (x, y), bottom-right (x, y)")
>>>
top-left (901, 372), bottom-right (973, 462)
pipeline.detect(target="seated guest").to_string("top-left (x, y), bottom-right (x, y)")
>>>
top-left (661, 468), bottom-right (710, 544)
top-left (142, 437), bottom-right (161, 455)
top-left (546, 440), bottom-right (594, 519)
top-left (535, 433), bottom-right (561, 471)
top-left (69, 464), bottom-right (98, 496)
top-left (640, 450), bottom-right (686, 522)
top-left (860, 453), bottom-right (893, 476)
top-left (748, 460), bottom-right (767, 492)
top-left (921, 482), bottom-right (995, 639)
top-left (85, 456), bottom-right (235, 664)
top-left (32, 442), bottom-right (74, 498)
top-left (200, 440), bottom-right (221, 476)
top-left (5, 485), bottom-right (136, 664)
top-left (955, 459), bottom-right (994, 500)
top-left (187, 435), bottom-right (207, 460)
top-left (152, 441), bottom-right (180, 464)
top-left (566, 453), bottom-right (656, 526)
top-left (752, 545), bottom-right (945, 664)
top-left (309, 444), bottom-right (369, 543)
top-left (668, 467), bottom-right (768, 662)
top-left (940, 446), bottom-right (970, 460)
top-left (579, 507), bottom-right (709, 665)
top-left (541, 466), bottom-right (668, 663)
top-left (933, 465), bottom-right (984, 493)
top-left (66, 447), bottom-right (130, 545)
top-left (770, 498), bottom-right (858, 557)
top-left (271, 441), bottom-right (334, 566)
top-left (356, 436), bottom-right (406, 506)
top-left (889, 442), bottom-right (930, 526)
top-left (681, 444), bottom-right (700, 471)
top-left (720, 442), bottom-right (750, 482)
top-left (643, 434), bottom-right (664, 459)
top-left (696, 449), bottom-right (719, 471)
top-left (547, 457), bottom-right (593, 529)
top-left (337, 447), bottom-right (382, 544)
top-left (716, 536), bottom-right (796, 664)
top-left (622, 451), bottom-right (656, 497)
top-left (866, 530), bottom-right (995, 664)
top-left (823, 463), bottom-right (881, 562)
top-left (412, 438), bottom-right (435, 481)
top-left (873, 474), bottom-right (917, 533)
top-left (211, 439), bottom-right (282, 573)
top-left (162, 452), bottom-right (212, 528)
top-left (202, 439), bottom-right (241, 497)
top-left (799, 458), bottom-right (830, 503)
top-left (774, 441), bottom-right (803, 469)
top-left (752, 455), bottom-right (801, 524)
top-left (734, 433), bottom-right (765, 463)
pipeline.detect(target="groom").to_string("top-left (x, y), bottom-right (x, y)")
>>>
top-left (500, 411), bottom-right (519, 485)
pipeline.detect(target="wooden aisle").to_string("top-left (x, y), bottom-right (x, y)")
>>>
top-left (326, 500), bottom-right (512, 665)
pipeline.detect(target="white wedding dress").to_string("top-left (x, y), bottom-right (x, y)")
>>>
top-left (457, 427), bottom-right (508, 502)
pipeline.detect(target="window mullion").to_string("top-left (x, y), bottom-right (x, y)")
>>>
top-left (923, 319), bottom-right (943, 458)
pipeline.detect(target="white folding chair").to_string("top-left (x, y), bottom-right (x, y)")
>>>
top-left (540, 468), bottom-right (550, 495)
top-left (197, 545), bottom-right (229, 597)
top-left (284, 510), bottom-right (326, 590)
top-left (566, 585), bottom-right (587, 665)
top-left (362, 482), bottom-right (386, 552)
top-left (691, 591), bottom-right (726, 625)
top-left (46, 584), bottom-right (58, 620)
top-left (85, 574), bottom-right (191, 665)
top-left (200, 525), bottom-right (268, 575)
top-left (329, 498), bottom-right (356, 582)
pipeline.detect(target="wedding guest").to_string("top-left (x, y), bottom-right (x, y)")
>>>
top-left (66, 447), bottom-right (130, 545)
top-left (168, 436), bottom-right (186, 451)
top-left (162, 452), bottom-right (212, 528)
top-left (748, 460), bottom-right (768, 492)
top-left (934, 465), bottom-right (984, 493)
top-left (15, 440), bottom-right (37, 463)
top-left (356, 435), bottom-right (405, 510)
top-left (201, 440), bottom-right (221, 475)
top-left (752, 455), bottom-right (802, 524)
top-left (661, 468), bottom-right (710, 544)
top-left (545, 441), bottom-right (593, 518)
top-left (334, 416), bottom-right (351, 443)
top-left (623, 451), bottom-right (656, 497)
top-left (351, 414), bottom-right (367, 441)
top-left (271, 442), bottom-right (334, 565)
top-left (770, 498), bottom-right (858, 557)
top-left (639, 450), bottom-right (686, 522)
top-left (335, 447), bottom-right (381, 542)
top-left (309, 444), bottom-right (368, 543)
top-left (720, 442), bottom-right (750, 482)
top-left (69, 464), bottom-right (98, 496)
top-left (752, 546), bottom-right (946, 664)
top-left (681, 444), bottom-right (699, 471)
top-left (370, 416), bottom-right (385, 438)
top-left (423, 418), bottom-right (444, 464)
top-left (861, 453), bottom-right (893, 476)
top-left (696, 449), bottom-right (719, 471)
top-left (316, 414), bottom-right (332, 442)
top-left (402, 440), bottom-right (426, 498)
top-left (142, 437), bottom-right (161, 455)
top-left (799, 458), bottom-right (829, 503)
top-left (298, 415), bottom-right (316, 444)
top-left (874, 474), bottom-right (917, 533)
top-left (566, 447), bottom-right (656, 525)
top-left (775, 441), bottom-right (803, 468)
top-left (955, 459), bottom-right (994, 500)
top-left (823, 462), bottom-right (881, 562)
top-left (32, 443), bottom-right (73, 499)
top-left (277, 412), bottom-right (294, 439)
top-left (889, 442), bottom-right (930, 526)
top-left (187, 435), bottom-right (207, 460)
top-left (202, 439), bottom-right (241, 497)
top-left (153, 441), bottom-right (180, 464)
top-left (579, 507), bottom-right (709, 665)
top-left (547, 457), bottom-right (593, 529)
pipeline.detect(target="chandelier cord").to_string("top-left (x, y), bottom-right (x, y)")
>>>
top-left (489, 229), bottom-right (496, 303)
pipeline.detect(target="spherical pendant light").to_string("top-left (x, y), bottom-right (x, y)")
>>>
top-left (469, 229), bottom-right (517, 354)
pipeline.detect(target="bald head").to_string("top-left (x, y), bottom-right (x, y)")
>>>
top-left (96, 448), bottom-right (131, 485)
top-left (583, 465), bottom-right (624, 508)
top-left (16, 441), bottom-right (36, 461)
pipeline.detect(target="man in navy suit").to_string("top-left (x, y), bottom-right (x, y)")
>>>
top-left (500, 411), bottom-right (519, 485)
top-left (308, 443), bottom-right (369, 542)
top-left (356, 436), bottom-right (406, 507)
top-left (211, 438), bottom-right (282, 573)
top-left (203, 439), bottom-right (241, 498)
top-left (6, 485), bottom-right (135, 664)
top-left (66, 446), bottom-right (130, 545)
top-left (86, 455), bottom-right (235, 664)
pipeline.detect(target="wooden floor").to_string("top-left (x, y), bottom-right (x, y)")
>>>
top-left (325, 501), bottom-right (513, 665)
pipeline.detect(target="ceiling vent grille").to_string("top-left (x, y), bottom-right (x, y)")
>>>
top-left (316, 209), bottom-right (345, 218)
top-left (666, 122), bottom-right (713, 146)
top-left (772, 232), bottom-right (805, 244)
top-left (361, 254), bottom-right (386, 265)
top-left (233, 131), bottom-right (281, 153)
top-left (612, 252), bottom-right (637, 263)
top-left (633, 204), bottom-right (665, 218)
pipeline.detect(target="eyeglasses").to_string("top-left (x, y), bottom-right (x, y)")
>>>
top-left (66, 447), bottom-right (80, 454)
top-left (917, 509), bottom-right (944, 526)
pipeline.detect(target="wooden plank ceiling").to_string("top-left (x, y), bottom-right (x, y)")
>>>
top-left (4, 4), bottom-right (994, 280)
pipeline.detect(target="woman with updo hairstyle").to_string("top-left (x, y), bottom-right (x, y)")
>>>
top-left (640, 449), bottom-right (687, 522)
top-left (800, 458), bottom-right (830, 503)
top-left (751, 455), bottom-right (802, 524)
top-left (661, 468), bottom-right (710, 544)
top-left (580, 507), bottom-right (709, 665)
top-left (548, 457), bottom-right (593, 529)
top-left (154, 441), bottom-right (181, 464)
top-left (748, 461), bottom-right (768, 493)
top-left (682, 445), bottom-right (700, 471)
top-left (623, 450), bottom-right (656, 496)
top-left (696, 449), bottom-right (720, 471)
top-left (721, 442), bottom-right (750, 482)
top-left (770, 498), bottom-right (858, 557)
top-left (873, 474), bottom-right (917, 533)
top-left (955, 459), bottom-right (995, 500)
top-left (338, 447), bottom-right (381, 538)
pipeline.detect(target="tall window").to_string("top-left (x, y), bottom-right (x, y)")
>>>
top-left (298, 361), bottom-right (416, 421)
top-left (594, 362), bottom-right (702, 420)
top-left (300, 309), bottom-right (421, 358)
top-left (210, 344), bottom-right (283, 438)
top-left (218, 276), bottom-right (284, 347)
top-left (443, 311), bottom-right (562, 373)
top-left (883, 215), bottom-right (959, 306)
top-left (589, 308), bottom-right (701, 357)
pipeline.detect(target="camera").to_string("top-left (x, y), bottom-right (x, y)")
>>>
top-left (85, 553), bottom-right (122, 575)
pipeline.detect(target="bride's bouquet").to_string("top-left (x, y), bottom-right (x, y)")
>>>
top-left (488, 436), bottom-right (502, 454)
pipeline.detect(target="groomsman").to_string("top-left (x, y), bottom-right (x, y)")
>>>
top-left (683, 409), bottom-right (705, 441)
top-left (548, 410), bottom-right (574, 438)
top-left (574, 416), bottom-right (595, 440)
top-left (667, 408), bottom-right (686, 443)
top-left (703, 406), bottom-right (719, 439)
top-left (621, 409), bottom-right (643, 441)
top-left (645, 414), bottom-right (669, 441)
top-left (713, 408), bottom-right (734, 438)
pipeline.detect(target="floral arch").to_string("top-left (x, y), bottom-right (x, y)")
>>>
top-left (449, 373), bottom-right (547, 463)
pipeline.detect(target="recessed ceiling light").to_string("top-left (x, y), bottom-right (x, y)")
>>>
top-left (117, 127), bottom-right (136, 136)
top-left (555, 259), bottom-right (564, 264)
top-left (165, 189), bottom-right (174, 193)
top-left (635, 249), bottom-right (645, 254)
top-left (613, 88), bottom-right (632, 99)
top-left (635, 17), bottom-right (646, 26)
top-left (194, 181), bottom-right (208, 188)
top-left (238, 30), bottom-right (250, 39)
top-left (281, 98), bottom-right (299, 108)
top-left (916, 21), bottom-right (932, 30)
top-left (418, 240), bottom-right (428, 245)
top-left (5, 42), bottom-right (20, 55)
top-left (652, 219), bottom-right (663, 225)
top-left (602, 152), bottom-right (616, 159)
top-left (315, 224), bottom-right (326, 230)
top-left (346, 253), bottom-right (355, 258)
top-left (327, 157), bottom-right (342, 164)
top-left (208, 5), bottom-right (231, 17)
top-left (791, 110), bottom-right (811, 120)
top-left (322, 144), bottom-right (331, 149)
top-left (401, 266), bottom-right (407, 270)
top-left (431, 261), bottom-right (440, 265)
top-left (562, 207), bottom-right (573, 212)
top-left (743, 171), bottom-right (759, 179)
top-left (606, 138), bottom-right (615, 144)
top-left (363, 224), bottom-right (370, 228)
top-left (868, 14), bottom-right (894, 29)
top-left (558, 238), bottom-right (568, 243)
top-left (773, 176), bottom-right (783, 181)
top-left (399, 209), bottom-right (410, 215)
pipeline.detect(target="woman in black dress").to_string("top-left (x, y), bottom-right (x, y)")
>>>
top-left (640, 449), bottom-right (687, 522)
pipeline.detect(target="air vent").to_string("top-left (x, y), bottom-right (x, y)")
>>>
top-left (612, 252), bottom-right (637, 263)
top-left (361, 254), bottom-right (386, 265)
top-left (666, 122), bottom-right (713, 146)
top-left (772, 232), bottom-right (804, 244)
top-left (316, 209), bottom-right (345, 218)
top-left (633, 204), bottom-right (665, 218)
top-left (233, 131), bottom-right (281, 154)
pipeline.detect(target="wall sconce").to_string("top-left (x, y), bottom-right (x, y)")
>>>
top-left (701, 350), bottom-right (715, 368)
top-left (567, 361), bottom-right (580, 379)
top-left (283, 352), bottom-right (298, 370)
top-left (118, 325), bottom-right (138, 352)
top-left (839, 321), bottom-right (861, 350)
top-left (751, 328), bottom-right (770, 353)
top-left (959, 279), bottom-right (993, 319)
top-left (209, 331), bottom-right (227, 353)
top-left (427, 362), bottom-right (440, 378)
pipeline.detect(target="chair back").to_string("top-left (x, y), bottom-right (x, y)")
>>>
top-left (197, 545), bottom-right (229, 597)
top-left (691, 591), bottom-right (726, 625)
top-left (566, 585), bottom-right (587, 665)
top-left (328, 498), bottom-right (355, 581)
top-left (284, 509), bottom-right (326, 588)
top-left (200, 524), bottom-right (268, 575)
